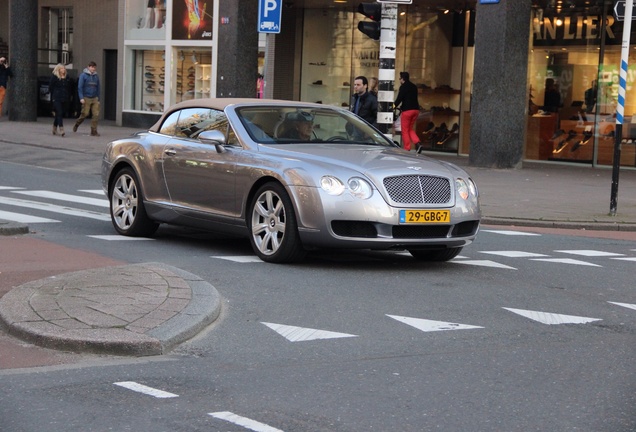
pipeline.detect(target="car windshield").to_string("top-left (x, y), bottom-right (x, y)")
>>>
top-left (236, 106), bottom-right (394, 146)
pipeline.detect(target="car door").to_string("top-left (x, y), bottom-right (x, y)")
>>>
top-left (161, 107), bottom-right (239, 217)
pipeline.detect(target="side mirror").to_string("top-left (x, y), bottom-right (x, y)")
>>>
top-left (198, 130), bottom-right (227, 153)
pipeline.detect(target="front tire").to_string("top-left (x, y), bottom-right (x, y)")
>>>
top-left (248, 182), bottom-right (306, 263)
top-left (109, 167), bottom-right (159, 237)
top-left (409, 247), bottom-right (462, 262)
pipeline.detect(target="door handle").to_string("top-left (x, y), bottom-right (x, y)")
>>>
top-left (164, 148), bottom-right (176, 156)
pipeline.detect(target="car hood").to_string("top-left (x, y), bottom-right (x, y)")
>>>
top-left (258, 144), bottom-right (470, 184)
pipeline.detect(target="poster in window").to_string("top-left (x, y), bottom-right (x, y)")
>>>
top-left (172, 0), bottom-right (213, 40)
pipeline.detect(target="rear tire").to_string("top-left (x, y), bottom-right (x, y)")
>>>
top-left (109, 167), bottom-right (159, 237)
top-left (248, 182), bottom-right (306, 263)
top-left (409, 247), bottom-right (462, 262)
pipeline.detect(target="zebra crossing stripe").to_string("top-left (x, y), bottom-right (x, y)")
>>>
top-left (0, 196), bottom-right (110, 221)
top-left (13, 190), bottom-right (109, 208)
top-left (0, 209), bottom-right (59, 223)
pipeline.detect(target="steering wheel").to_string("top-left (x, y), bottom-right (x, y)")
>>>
top-left (326, 136), bottom-right (347, 142)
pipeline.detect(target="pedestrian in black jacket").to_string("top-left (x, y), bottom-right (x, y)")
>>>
top-left (49, 64), bottom-right (72, 136)
top-left (394, 71), bottom-right (421, 151)
top-left (350, 75), bottom-right (378, 127)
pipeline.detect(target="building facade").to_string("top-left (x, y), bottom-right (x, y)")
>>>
top-left (1, 0), bottom-right (635, 170)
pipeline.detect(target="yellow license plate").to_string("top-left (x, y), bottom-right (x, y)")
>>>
top-left (399, 210), bottom-right (450, 224)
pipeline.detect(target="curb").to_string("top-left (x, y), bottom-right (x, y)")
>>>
top-left (0, 263), bottom-right (222, 356)
top-left (0, 222), bottom-right (29, 236)
top-left (481, 217), bottom-right (636, 231)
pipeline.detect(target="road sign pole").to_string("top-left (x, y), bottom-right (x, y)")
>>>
top-left (610, 0), bottom-right (633, 216)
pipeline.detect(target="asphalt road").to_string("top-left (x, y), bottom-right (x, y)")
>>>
top-left (0, 159), bottom-right (635, 430)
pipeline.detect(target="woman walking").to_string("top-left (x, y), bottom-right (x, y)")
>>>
top-left (49, 64), bottom-right (71, 136)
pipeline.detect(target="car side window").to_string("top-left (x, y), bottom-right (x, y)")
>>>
top-left (175, 108), bottom-right (229, 139)
top-left (159, 111), bottom-right (181, 136)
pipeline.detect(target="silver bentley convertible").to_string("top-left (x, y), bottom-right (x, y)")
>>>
top-left (101, 98), bottom-right (480, 263)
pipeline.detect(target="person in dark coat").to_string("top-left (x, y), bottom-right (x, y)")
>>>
top-left (350, 75), bottom-right (378, 127)
top-left (0, 56), bottom-right (13, 118)
top-left (49, 64), bottom-right (72, 137)
top-left (394, 71), bottom-right (421, 151)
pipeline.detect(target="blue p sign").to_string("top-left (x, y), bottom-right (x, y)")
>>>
top-left (258, 0), bottom-right (282, 33)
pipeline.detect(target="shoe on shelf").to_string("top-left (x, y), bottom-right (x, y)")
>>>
top-left (551, 129), bottom-right (565, 140)
top-left (144, 72), bottom-right (155, 78)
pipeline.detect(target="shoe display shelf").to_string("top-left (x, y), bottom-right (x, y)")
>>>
top-left (140, 51), bottom-right (165, 113)
top-left (195, 64), bottom-right (211, 99)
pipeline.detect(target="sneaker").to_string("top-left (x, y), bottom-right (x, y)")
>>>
top-left (144, 72), bottom-right (155, 78)
top-left (73, 123), bottom-right (79, 132)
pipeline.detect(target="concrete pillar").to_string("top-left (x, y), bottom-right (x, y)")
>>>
top-left (8, 0), bottom-right (38, 121)
top-left (469, 0), bottom-right (531, 168)
top-left (216, 0), bottom-right (259, 98)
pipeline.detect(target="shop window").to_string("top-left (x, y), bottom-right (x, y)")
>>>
top-left (174, 49), bottom-right (212, 103)
top-left (130, 49), bottom-right (165, 113)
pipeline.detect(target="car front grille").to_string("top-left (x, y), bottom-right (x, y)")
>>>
top-left (383, 175), bottom-right (451, 204)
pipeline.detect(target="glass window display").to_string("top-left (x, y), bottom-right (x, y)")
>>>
top-left (130, 49), bottom-right (165, 113)
top-left (173, 49), bottom-right (212, 103)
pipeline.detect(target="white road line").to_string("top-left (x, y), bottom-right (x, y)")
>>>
top-left (0, 186), bottom-right (25, 190)
top-left (13, 190), bottom-right (109, 208)
top-left (262, 322), bottom-right (357, 342)
top-left (79, 189), bottom-right (105, 195)
top-left (452, 259), bottom-right (517, 269)
top-left (612, 257), bottom-right (636, 261)
top-left (387, 315), bottom-right (484, 332)
top-left (88, 235), bottom-right (155, 241)
top-left (113, 381), bottom-right (178, 398)
top-left (530, 258), bottom-right (601, 267)
top-left (209, 411), bottom-right (284, 432)
top-left (212, 255), bottom-right (263, 263)
top-left (0, 209), bottom-right (59, 223)
top-left (480, 251), bottom-right (550, 258)
top-left (0, 196), bottom-right (110, 221)
top-left (608, 302), bottom-right (636, 311)
top-left (481, 229), bottom-right (541, 236)
top-left (555, 250), bottom-right (624, 257)
top-left (503, 308), bottom-right (602, 325)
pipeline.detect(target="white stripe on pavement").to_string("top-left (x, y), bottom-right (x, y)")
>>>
top-left (0, 186), bottom-right (25, 190)
top-left (113, 381), bottom-right (178, 398)
top-left (0, 209), bottom-right (59, 223)
top-left (0, 196), bottom-right (110, 221)
top-left (209, 411), bottom-right (284, 432)
top-left (79, 189), bottom-right (106, 195)
top-left (481, 230), bottom-right (541, 236)
top-left (530, 258), bottom-right (601, 267)
top-left (13, 190), bottom-right (109, 208)
top-left (88, 235), bottom-right (155, 241)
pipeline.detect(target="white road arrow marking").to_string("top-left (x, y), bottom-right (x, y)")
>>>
top-left (261, 322), bottom-right (357, 342)
top-left (608, 302), bottom-right (636, 311)
top-left (481, 229), bottom-right (541, 236)
top-left (555, 250), bottom-right (624, 257)
top-left (480, 251), bottom-right (549, 258)
top-left (386, 315), bottom-right (484, 332)
top-left (503, 308), bottom-right (602, 325)
top-left (530, 258), bottom-right (601, 267)
top-left (452, 259), bottom-right (517, 269)
top-left (209, 411), bottom-right (283, 432)
top-left (113, 381), bottom-right (178, 398)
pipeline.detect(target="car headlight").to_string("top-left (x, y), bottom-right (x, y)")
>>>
top-left (456, 178), bottom-right (470, 200)
top-left (348, 177), bottom-right (373, 199)
top-left (468, 178), bottom-right (478, 197)
top-left (321, 175), bottom-right (345, 195)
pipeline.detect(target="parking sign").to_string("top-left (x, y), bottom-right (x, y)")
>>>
top-left (258, 0), bottom-right (282, 34)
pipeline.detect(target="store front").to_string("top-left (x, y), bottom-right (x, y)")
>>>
top-left (122, 0), bottom-right (216, 127)
top-left (527, 0), bottom-right (635, 168)
top-left (294, 3), bottom-right (474, 155)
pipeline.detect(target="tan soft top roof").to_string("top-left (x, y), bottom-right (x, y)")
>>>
top-left (148, 98), bottom-right (320, 132)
